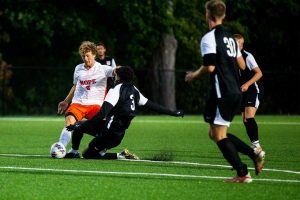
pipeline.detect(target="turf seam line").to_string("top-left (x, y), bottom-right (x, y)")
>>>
top-left (0, 166), bottom-right (299, 183)
top-left (0, 117), bottom-right (300, 125)
top-left (0, 153), bottom-right (299, 175)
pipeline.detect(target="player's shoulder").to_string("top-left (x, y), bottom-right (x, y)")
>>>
top-left (106, 83), bottom-right (122, 96)
top-left (213, 25), bottom-right (235, 42)
top-left (201, 28), bottom-right (216, 43)
top-left (119, 82), bottom-right (138, 94)
top-left (74, 63), bottom-right (85, 71)
top-left (120, 82), bottom-right (134, 90)
top-left (243, 49), bottom-right (256, 61)
top-left (94, 61), bottom-right (102, 67)
top-left (96, 61), bottom-right (113, 70)
top-left (243, 49), bottom-right (254, 57)
top-left (93, 62), bottom-right (109, 71)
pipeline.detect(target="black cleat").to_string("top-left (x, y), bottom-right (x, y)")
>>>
top-left (64, 151), bottom-right (81, 159)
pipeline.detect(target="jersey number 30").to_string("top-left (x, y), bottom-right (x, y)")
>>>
top-left (223, 37), bottom-right (237, 57)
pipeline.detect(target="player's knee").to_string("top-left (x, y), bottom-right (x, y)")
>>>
top-left (208, 128), bottom-right (216, 141)
top-left (209, 132), bottom-right (226, 142)
top-left (64, 115), bottom-right (77, 127)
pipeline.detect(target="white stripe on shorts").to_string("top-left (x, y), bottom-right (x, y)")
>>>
top-left (213, 107), bottom-right (230, 127)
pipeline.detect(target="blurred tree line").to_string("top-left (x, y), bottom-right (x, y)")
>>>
top-left (0, 0), bottom-right (299, 115)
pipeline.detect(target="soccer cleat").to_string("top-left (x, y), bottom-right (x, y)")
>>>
top-left (224, 173), bottom-right (253, 183)
top-left (254, 147), bottom-right (266, 160)
top-left (119, 149), bottom-right (140, 160)
top-left (253, 148), bottom-right (266, 176)
top-left (253, 147), bottom-right (265, 175)
top-left (64, 151), bottom-right (81, 159)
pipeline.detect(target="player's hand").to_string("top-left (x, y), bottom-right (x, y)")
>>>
top-left (240, 84), bottom-right (249, 92)
top-left (57, 100), bottom-right (69, 114)
top-left (66, 121), bottom-right (83, 131)
top-left (173, 110), bottom-right (184, 117)
top-left (185, 71), bottom-right (194, 82)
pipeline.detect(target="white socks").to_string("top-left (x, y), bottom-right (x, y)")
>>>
top-left (117, 153), bottom-right (125, 160)
top-left (252, 141), bottom-right (261, 148)
top-left (68, 148), bottom-right (78, 154)
top-left (59, 128), bottom-right (71, 147)
top-left (99, 149), bottom-right (107, 156)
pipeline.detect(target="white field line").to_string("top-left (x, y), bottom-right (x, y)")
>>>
top-left (0, 153), bottom-right (299, 175)
top-left (134, 120), bottom-right (300, 126)
top-left (0, 165), bottom-right (299, 183)
top-left (0, 117), bottom-right (299, 125)
top-left (130, 159), bottom-right (300, 175)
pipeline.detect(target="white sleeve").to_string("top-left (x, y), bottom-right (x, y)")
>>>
top-left (104, 84), bottom-right (121, 106)
top-left (200, 31), bottom-right (216, 56)
top-left (134, 86), bottom-right (148, 106)
top-left (246, 53), bottom-right (258, 70)
top-left (111, 59), bottom-right (117, 68)
top-left (103, 65), bottom-right (115, 77)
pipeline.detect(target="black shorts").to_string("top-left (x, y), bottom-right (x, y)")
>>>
top-left (241, 90), bottom-right (263, 111)
top-left (82, 127), bottom-right (125, 159)
top-left (89, 130), bottom-right (124, 151)
top-left (204, 94), bottom-right (241, 125)
top-left (88, 121), bottom-right (125, 152)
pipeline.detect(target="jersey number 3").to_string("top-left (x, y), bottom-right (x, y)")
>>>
top-left (130, 94), bottom-right (135, 111)
top-left (223, 37), bottom-right (237, 57)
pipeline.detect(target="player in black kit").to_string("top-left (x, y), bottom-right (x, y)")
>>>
top-left (234, 34), bottom-right (265, 159)
top-left (185, 0), bottom-right (264, 183)
top-left (66, 66), bottom-right (184, 160)
top-left (96, 42), bottom-right (117, 91)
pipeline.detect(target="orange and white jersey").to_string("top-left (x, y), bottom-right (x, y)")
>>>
top-left (72, 61), bottom-right (114, 105)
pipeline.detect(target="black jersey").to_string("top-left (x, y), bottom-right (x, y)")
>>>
top-left (96, 56), bottom-right (116, 91)
top-left (96, 56), bottom-right (116, 67)
top-left (201, 25), bottom-right (242, 98)
top-left (104, 82), bottom-right (148, 129)
top-left (240, 50), bottom-right (263, 94)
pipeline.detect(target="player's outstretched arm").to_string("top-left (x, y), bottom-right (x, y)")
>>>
top-left (144, 100), bottom-right (184, 117)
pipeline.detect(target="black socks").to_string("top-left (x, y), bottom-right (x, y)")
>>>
top-left (244, 118), bottom-right (258, 143)
top-left (217, 138), bottom-right (248, 176)
top-left (227, 133), bottom-right (256, 161)
top-left (71, 129), bottom-right (84, 150)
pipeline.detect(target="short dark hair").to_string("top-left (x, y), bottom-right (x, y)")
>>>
top-left (115, 66), bottom-right (135, 83)
top-left (96, 42), bottom-right (106, 48)
top-left (205, 0), bottom-right (226, 21)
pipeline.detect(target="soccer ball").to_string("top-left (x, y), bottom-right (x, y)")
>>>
top-left (50, 142), bottom-right (66, 158)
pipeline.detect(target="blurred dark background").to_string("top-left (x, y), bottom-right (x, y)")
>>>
top-left (0, 0), bottom-right (299, 115)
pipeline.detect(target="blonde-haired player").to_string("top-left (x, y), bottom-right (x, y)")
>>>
top-left (56, 41), bottom-right (115, 158)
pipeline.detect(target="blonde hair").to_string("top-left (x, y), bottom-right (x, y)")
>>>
top-left (234, 33), bottom-right (245, 44)
top-left (234, 33), bottom-right (244, 40)
top-left (234, 33), bottom-right (245, 49)
top-left (79, 41), bottom-right (97, 57)
top-left (205, 0), bottom-right (226, 21)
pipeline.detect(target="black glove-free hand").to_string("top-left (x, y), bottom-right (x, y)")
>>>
top-left (173, 110), bottom-right (184, 117)
top-left (66, 121), bottom-right (84, 131)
